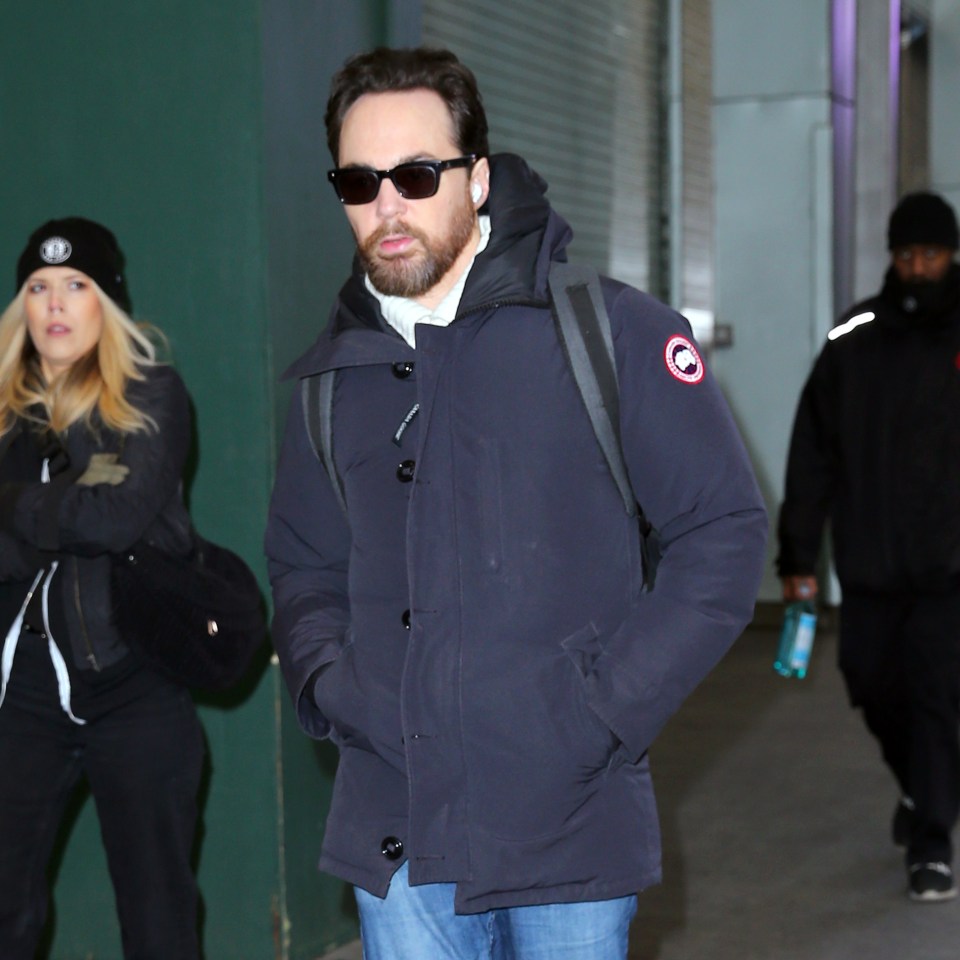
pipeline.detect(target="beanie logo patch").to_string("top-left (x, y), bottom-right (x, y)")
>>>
top-left (664, 335), bottom-right (704, 384)
top-left (40, 237), bottom-right (72, 265)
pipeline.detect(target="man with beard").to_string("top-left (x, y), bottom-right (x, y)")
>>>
top-left (266, 47), bottom-right (767, 959)
top-left (778, 191), bottom-right (960, 903)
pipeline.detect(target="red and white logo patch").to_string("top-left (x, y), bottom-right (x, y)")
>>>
top-left (664, 335), bottom-right (704, 384)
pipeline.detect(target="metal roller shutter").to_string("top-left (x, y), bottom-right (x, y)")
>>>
top-left (423, 0), bottom-right (663, 291)
top-left (679, 0), bottom-right (714, 322)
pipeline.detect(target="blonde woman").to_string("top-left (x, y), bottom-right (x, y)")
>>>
top-left (0, 218), bottom-right (203, 959)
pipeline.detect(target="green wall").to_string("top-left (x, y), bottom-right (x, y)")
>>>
top-left (0, 1), bottom-right (405, 957)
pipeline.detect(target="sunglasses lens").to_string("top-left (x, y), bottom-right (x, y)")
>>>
top-left (393, 164), bottom-right (440, 200)
top-left (331, 159), bottom-right (466, 203)
top-left (336, 169), bottom-right (380, 204)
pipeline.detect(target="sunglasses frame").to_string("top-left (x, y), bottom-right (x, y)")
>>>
top-left (327, 155), bottom-right (477, 205)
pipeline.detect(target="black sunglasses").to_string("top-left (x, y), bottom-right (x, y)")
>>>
top-left (327, 155), bottom-right (477, 205)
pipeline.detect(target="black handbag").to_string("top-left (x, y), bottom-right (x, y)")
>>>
top-left (111, 534), bottom-right (268, 691)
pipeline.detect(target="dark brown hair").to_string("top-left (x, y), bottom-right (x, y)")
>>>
top-left (325, 47), bottom-right (489, 163)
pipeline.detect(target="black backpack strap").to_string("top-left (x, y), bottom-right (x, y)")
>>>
top-left (301, 371), bottom-right (348, 517)
top-left (549, 262), bottom-right (661, 589)
top-left (549, 262), bottom-right (637, 519)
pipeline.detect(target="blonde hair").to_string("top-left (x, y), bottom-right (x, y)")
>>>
top-left (0, 281), bottom-right (166, 437)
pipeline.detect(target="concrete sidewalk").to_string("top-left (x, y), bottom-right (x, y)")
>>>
top-left (631, 617), bottom-right (960, 959)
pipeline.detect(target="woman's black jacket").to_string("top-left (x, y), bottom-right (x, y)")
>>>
top-left (0, 365), bottom-right (192, 671)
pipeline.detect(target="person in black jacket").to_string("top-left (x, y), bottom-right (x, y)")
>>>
top-left (778, 192), bottom-right (960, 903)
top-left (0, 218), bottom-right (204, 958)
top-left (267, 47), bottom-right (767, 960)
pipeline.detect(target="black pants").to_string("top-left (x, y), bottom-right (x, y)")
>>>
top-left (0, 653), bottom-right (204, 960)
top-left (839, 592), bottom-right (960, 865)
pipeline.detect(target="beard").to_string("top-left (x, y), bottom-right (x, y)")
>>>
top-left (883, 263), bottom-right (960, 324)
top-left (359, 197), bottom-right (477, 299)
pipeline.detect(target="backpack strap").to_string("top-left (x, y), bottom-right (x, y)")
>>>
top-left (548, 262), bottom-right (637, 519)
top-left (301, 371), bottom-right (348, 517)
top-left (548, 262), bottom-right (661, 589)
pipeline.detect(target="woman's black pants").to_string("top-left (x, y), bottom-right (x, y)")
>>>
top-left (839, 591), bottom-right (960, 867)
top-left (0, 668), bottom-right (204, 959)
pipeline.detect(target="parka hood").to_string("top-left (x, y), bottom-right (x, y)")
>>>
top-left (460, 153), bottom-right (573, 312)
top-left (285, 153), bottom-right (573, 379)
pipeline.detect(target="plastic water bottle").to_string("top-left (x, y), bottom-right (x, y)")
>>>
top-left (774, 601), bottom-right (817, 678)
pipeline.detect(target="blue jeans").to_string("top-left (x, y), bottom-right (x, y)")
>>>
top-left (355, 863), bottom-right (637, 960)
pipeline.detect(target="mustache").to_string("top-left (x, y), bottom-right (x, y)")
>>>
top-left (363, 220), bottom-right (428, 253)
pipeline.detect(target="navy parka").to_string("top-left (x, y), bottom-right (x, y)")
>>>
top-left (265, 154), bottom-right (768, 912)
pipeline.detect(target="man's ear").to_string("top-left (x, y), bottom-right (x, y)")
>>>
top-left (470, 157), bottom-right (491, 208)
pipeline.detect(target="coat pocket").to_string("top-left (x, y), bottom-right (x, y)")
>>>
top-left (561, 622), bottom-right (622, 766)
top-left (313, 637), bottom-right (405, 769)
top-left (312, 635), bottom-right (358, 742)
top-left (468, 625), bottom-right (622, 842)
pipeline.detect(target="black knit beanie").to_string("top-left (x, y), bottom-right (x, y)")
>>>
top-left (15, 217), bottom-right (131, 312)
top-left (887, 192), bottom-right (960, 251)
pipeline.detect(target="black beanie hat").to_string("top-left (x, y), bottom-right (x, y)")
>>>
top-left (15, 217), bottom-right (131, 312)
top-left (887, 192), bottom-right (960, 251)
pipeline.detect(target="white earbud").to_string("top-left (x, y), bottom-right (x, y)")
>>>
top-left (471, 183), bottom-right (483, 203)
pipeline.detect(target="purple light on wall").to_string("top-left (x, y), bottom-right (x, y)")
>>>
top-left (832, 0), bottom-right (857, 102)
top-left (889, 0), bottom-right (902, 196)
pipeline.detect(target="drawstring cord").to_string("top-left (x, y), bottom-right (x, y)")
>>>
top-left (0, 456), bottom-right (86, 724)
top-left (0, 570), bottom-right (44, 713)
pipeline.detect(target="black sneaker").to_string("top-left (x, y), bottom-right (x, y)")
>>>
top-left (893, 796), bottom-right (915, 848)
top-left (908, 862), bottom-right (958, 902)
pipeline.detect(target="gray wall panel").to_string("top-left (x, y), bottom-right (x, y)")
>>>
top-left (714, 0), bottom-right (832, 99)
top-left (712, 0), bottom-right (833, 602)
top-left (423, 0), bottom-right (662, 288)
top-left (931, 0), bottom-right (960, 206)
